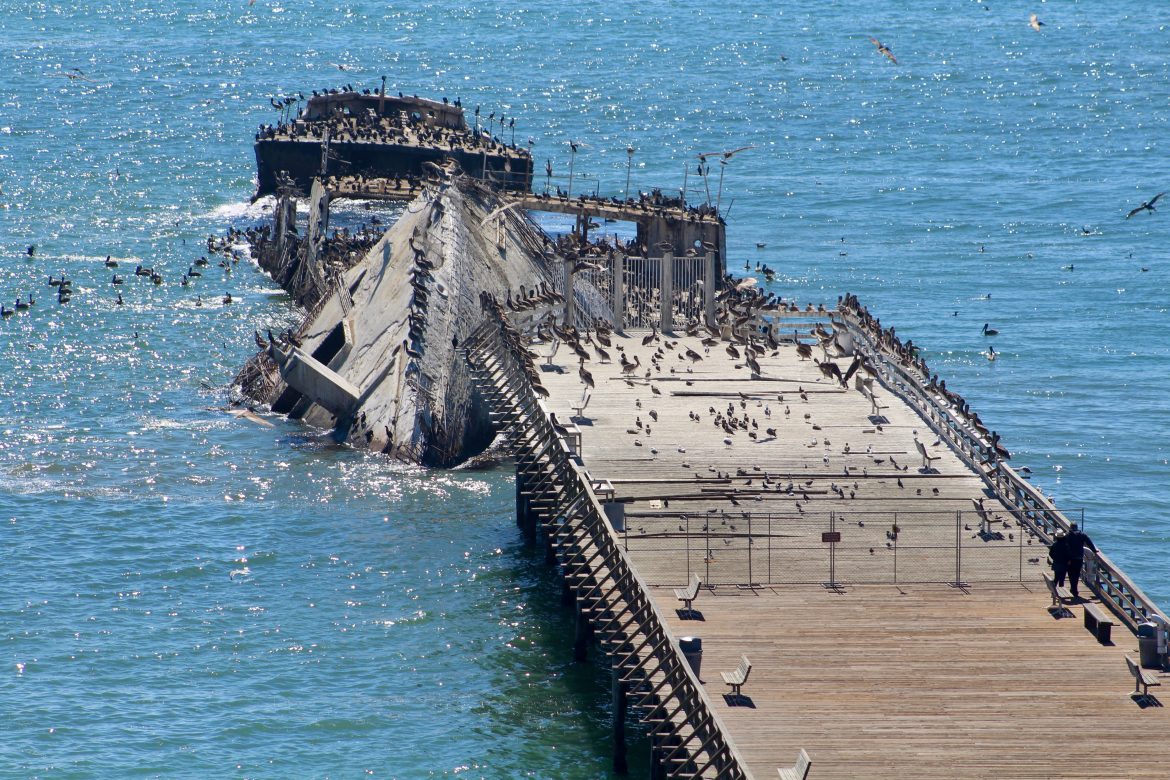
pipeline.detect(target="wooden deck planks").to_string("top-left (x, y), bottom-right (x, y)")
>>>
top-left (656, 583), bottom-right (1170, 780)
top-left (531, 326), bottom-right (1170, 779)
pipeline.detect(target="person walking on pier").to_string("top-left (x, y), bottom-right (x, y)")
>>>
top-left (1063, 522), bottom-right (1097, 599)
top-left (1048, 530), bottom-right (1070, 590)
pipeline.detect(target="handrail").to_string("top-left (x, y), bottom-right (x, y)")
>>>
top-left (464, 306), bottom-right (754, 779)
top-left (838, 301), bottom-right (1168, 632)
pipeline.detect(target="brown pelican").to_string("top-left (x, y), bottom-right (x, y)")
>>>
top-left (868, 36), bottom-right (898, 64)
top-left (1126, 192), bottom-right (1165, 219)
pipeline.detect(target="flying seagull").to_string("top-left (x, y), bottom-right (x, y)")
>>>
top-left (1029, 14), bottom-right (1044, 32)
top-left (1126, 192), bottom-right (1165, 219)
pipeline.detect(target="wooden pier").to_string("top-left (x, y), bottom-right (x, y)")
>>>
top-left (464, 288), bottom-right (1170, 779)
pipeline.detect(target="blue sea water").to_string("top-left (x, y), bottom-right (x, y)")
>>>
top-left (2, 1), bottom-right (1169, 776)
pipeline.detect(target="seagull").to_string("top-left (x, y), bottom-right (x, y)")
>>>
top-left (1028, 13), bottom-right (1044, 31)
top-left (1126, 192), bottom-right (1165, 219)
top-left (868, 36), bottom-right (897, 64)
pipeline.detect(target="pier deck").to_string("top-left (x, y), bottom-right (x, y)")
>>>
top-left (527, 328), bottom-right (1170, 778)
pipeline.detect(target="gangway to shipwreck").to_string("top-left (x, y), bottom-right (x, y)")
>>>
top-left (463, 291), bottom-right (1170, 779)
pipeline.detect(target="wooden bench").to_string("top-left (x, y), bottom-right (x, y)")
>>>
top-left (1042, 572), bottom-right (1073, 615)
top-left (721, 655), bottom-right (752, 700)
top-left (1083, 602), bottom-right (1115, 644)
top-left (915, 438), bottom-right (941, 471)
top-left (778, 749), bottom-right (812, 780)
top-left (859, 382), bottom-right (888, 419)
top-left (674, 574), bottom-right (702, 618)
top-left (1126, 655), bottom-right (1162, 697)
top-left (572, 387), bottom-right (592, 420)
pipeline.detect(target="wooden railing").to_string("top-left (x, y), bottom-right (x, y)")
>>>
top-left (464, 307), bottom-right (755, 780)
top-left (838, 304), bottom-right (1168, 632)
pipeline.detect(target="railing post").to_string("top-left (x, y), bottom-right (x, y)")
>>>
top-left (612, 254), bottom-right (626, 333)
top-left (703, 251), bottom-right (716, 327)
top-left (612, 667), bottom-right (629, 774)
top-left (563, 257), bottom-right (575, 329)
top-left (660, 251), bottom-right (673, 333)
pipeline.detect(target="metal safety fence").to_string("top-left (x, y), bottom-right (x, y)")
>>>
top-left (621, 507), bottom-right (1084, 589)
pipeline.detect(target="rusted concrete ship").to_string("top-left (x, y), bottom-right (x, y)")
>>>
top-left (235, 162), bottom-right (729, 466)
top-left (239, 171), bottom-right (582, 464)
top-left (253, 89), bottom-right (532, 198)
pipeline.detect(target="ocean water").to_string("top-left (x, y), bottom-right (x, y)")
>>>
top-left (2, 1), bottom-right (1169, 776)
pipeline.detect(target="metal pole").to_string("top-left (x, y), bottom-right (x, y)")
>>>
top-left (767, 513), bottom-right (772, 585)
top-left (568, 141), bottom-right (577, 199)
top-left (705, 518), bottom-right (711, 585)
top-left (1019, 514), bottom-right (1024, 582)
top-left (829, 511), bottom-right (836, 587)
top-left (747, 512), bottom-right (753, 586)
top-left (625, 145), bottom-right (634, 202)
top-left (955, 510), bottom-right (962, 584)
top-left (715, 160), bottom-right (727, 214)
top-left (893, 511), bottom-right (898, 583)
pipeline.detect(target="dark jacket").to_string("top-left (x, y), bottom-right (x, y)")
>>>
top-left (1064, 530), bottom-right (1097, 560)
top-left (1049, 535), bottom-right (1071, 568)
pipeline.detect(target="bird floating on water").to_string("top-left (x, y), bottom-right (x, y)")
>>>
top-left (981, 322), bottom-right (998, 336)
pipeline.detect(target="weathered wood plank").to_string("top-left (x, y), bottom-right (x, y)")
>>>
top-left (531, 326), bottom-right (1170, 779)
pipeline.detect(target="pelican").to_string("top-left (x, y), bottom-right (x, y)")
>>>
top-left (868, 36), bottom-right (898, 64)
top-left (981, 323), bottom-right (998, 336)
top-left (1028, 13), bottom-right (1044, 31)
top-left (1126, 192), bottom-right (1165, 219)
top-left (578, 361), bottom-right (595, 389)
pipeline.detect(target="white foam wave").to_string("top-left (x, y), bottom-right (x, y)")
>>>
top-left (200, 197), bottom-right (275, 222)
